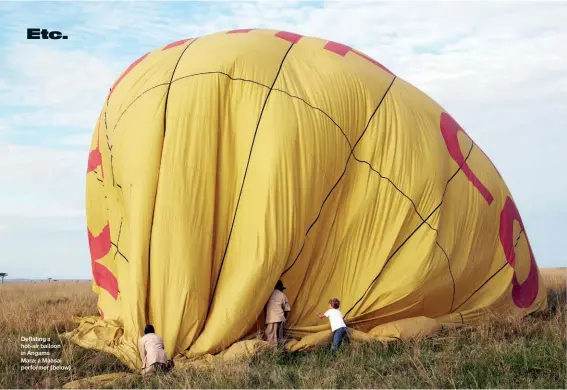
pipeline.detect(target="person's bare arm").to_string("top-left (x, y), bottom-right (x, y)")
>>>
top-left (315, 312), bottom-right (325, 319)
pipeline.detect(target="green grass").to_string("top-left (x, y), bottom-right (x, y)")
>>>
top-left (1, 281), bottom-right (565, 389)
top-left (120, 323), bottom-right (565, 389)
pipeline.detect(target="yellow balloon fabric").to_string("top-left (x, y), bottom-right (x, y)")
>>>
top-left (70, 28), bottom-right (547, 369)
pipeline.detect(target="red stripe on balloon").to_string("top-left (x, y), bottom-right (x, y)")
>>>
top-left (108, 52), bottom-right (149, 99)
top-left (88, 224), bottom-right (111, 261)
top-left (88, 223), bottom-right (119, 300)
top-left (440, 112), bottom-right (494, 205)
top-left (162, 38), bottom-right (190, 51)
top-left (87, 145), bottom-right (103, 175)
top-left (324, 41), bottom-right (394, 75)
top-left (324, 41), bottom-right (351, 56)
top-left (93, 262), bottom-right (119, 300)
top-left (499, 197), bottom-right (539, 308)
top-left (275, 31), bottom-right (303, 43)
top-left (87, 132), bottom-right (104, 178)
top-left (227, 28), bottom-right (255, 34)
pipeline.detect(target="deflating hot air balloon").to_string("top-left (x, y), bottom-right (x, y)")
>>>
top-left (68, 28), bottom-right (547, 369)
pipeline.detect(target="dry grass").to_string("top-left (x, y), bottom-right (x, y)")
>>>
top-left (0, 282), bottom-right (128, 389)
top-left (541, 267), bottom-right (567, 294)
top-left (0, 270), bottom-right (565, 389)
top-left (0, 282), bottom-right (96, 334)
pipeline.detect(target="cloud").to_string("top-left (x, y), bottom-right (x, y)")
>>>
top-left (0, 140), bottom-right (86, 217)
top-left (0, 214), bottom-right (90, 279)
top-left (0, 1), bottom-right (565, 278)
top-left (59, 133), bottom-right (92, 147)
top-left (1, 44), bottom-right (121, 129)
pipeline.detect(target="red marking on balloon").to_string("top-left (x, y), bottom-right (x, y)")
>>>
top-left (88, 224), bottom-right (111, 261)
top-left (87, 133), bottom-right (104, 178)
top-left (227, 28), bottom-right (255, 34)
top-left (93, 262), bottom-right (119, 300)
top-left (275, 31), bottom-right (303, 43)
top-left (499, 197), bottom-right (539, 308)
top-left (108, 52), bottom-right (149, 99)
top-left (324, 41), bottom-right (351, 56)
top-left (162, 38), bottom-right (190, 51)
top-left (87, 146), bottom-right (103, 175)
top-left (440, 112), bottom-right (494, 205)
top-left (324, 41), bottom-right (394, 75)
top-left (88, 223), bottom-right (119, 299)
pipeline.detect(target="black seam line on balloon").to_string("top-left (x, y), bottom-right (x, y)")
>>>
top-left (437, 240), bottom-right (457, 312)
top-left (429, 138), bottom-right (467, 309)
top-left (452, 261), bottom-right (508, 312)
top-left (110, 83), bottom-right (170, 133)
top-left (352, 157), bottom-right (438, 233)
top-left (111, 242), bottom-right (129, 263)
top-left (103, 64), bottom-right (445, 284)
top-left (116, 218), bottom-right (123, 245)
top-left (343, 141), bottom-right (474, 318)
top-left (458, 312), bottom-right (464, 324)
top-left (514, 228), bottom-right (524, 249)
top-left (279, 84), bottom-right (435, 232)
top-left (281, 76), bottom-right (398, 276)
top-left (272, 88), bottom-right (351, 148)
top-left (110, 156), bottom-right (116, 186)
top-left (105, 130), bottom-right (112, 152)
top-left (343, 142), bottom-right (473, 318)
top-left (273, 82), bottom-right (447, 236)
top-left (103, 110), bottom-right (117, 188)
top-left (452, 227), bottom-right (525, 312)
top-left (92, 116), bottom-right (105, 184)
top-left (205, 43), bottom-right (296, 316)
top-left (275, 83), bottom-right (446, 275)
top-left (146, 38), bottom-right (198, 320)
top-left (113, 219), bottom-right (126, 262)
top-left (173, 71), bottom-right (270, 90)
top-left (110, 72), bottom-right (270, 133)
top-left (452, 222), bottom-right (525, 312)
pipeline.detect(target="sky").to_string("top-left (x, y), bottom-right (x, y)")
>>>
top-left (0, 1), bottom-right (565, 279)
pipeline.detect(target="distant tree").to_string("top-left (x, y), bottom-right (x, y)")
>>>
top-left (0, 273), bottom-right (6, 284)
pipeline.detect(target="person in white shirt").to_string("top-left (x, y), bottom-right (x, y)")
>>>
top-left (316, 298), bottom-right (348, 352)
top-left (138, 324), bottom-right (171, 375)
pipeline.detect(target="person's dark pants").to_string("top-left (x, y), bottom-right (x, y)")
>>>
top-left (332, 327), bottom-right (348, 352)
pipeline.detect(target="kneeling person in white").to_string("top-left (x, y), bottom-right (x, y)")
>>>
top-left (316, 298), bottom-right (348, 352)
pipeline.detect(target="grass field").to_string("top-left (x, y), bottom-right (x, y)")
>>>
top-left (1, 268), bottom-right (565, 389)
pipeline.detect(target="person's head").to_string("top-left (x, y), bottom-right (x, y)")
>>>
top-left (275, 280), bottom-right (286, 292)
top-left (329, 298), bottom-right (340, 309)
top-left (144, 324), bottom-right (155, 335)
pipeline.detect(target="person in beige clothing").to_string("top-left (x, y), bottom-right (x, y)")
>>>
top-left (138, 325), bottom-right (170, 375)
top-left (265, 280), bottom-right (291, 346)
